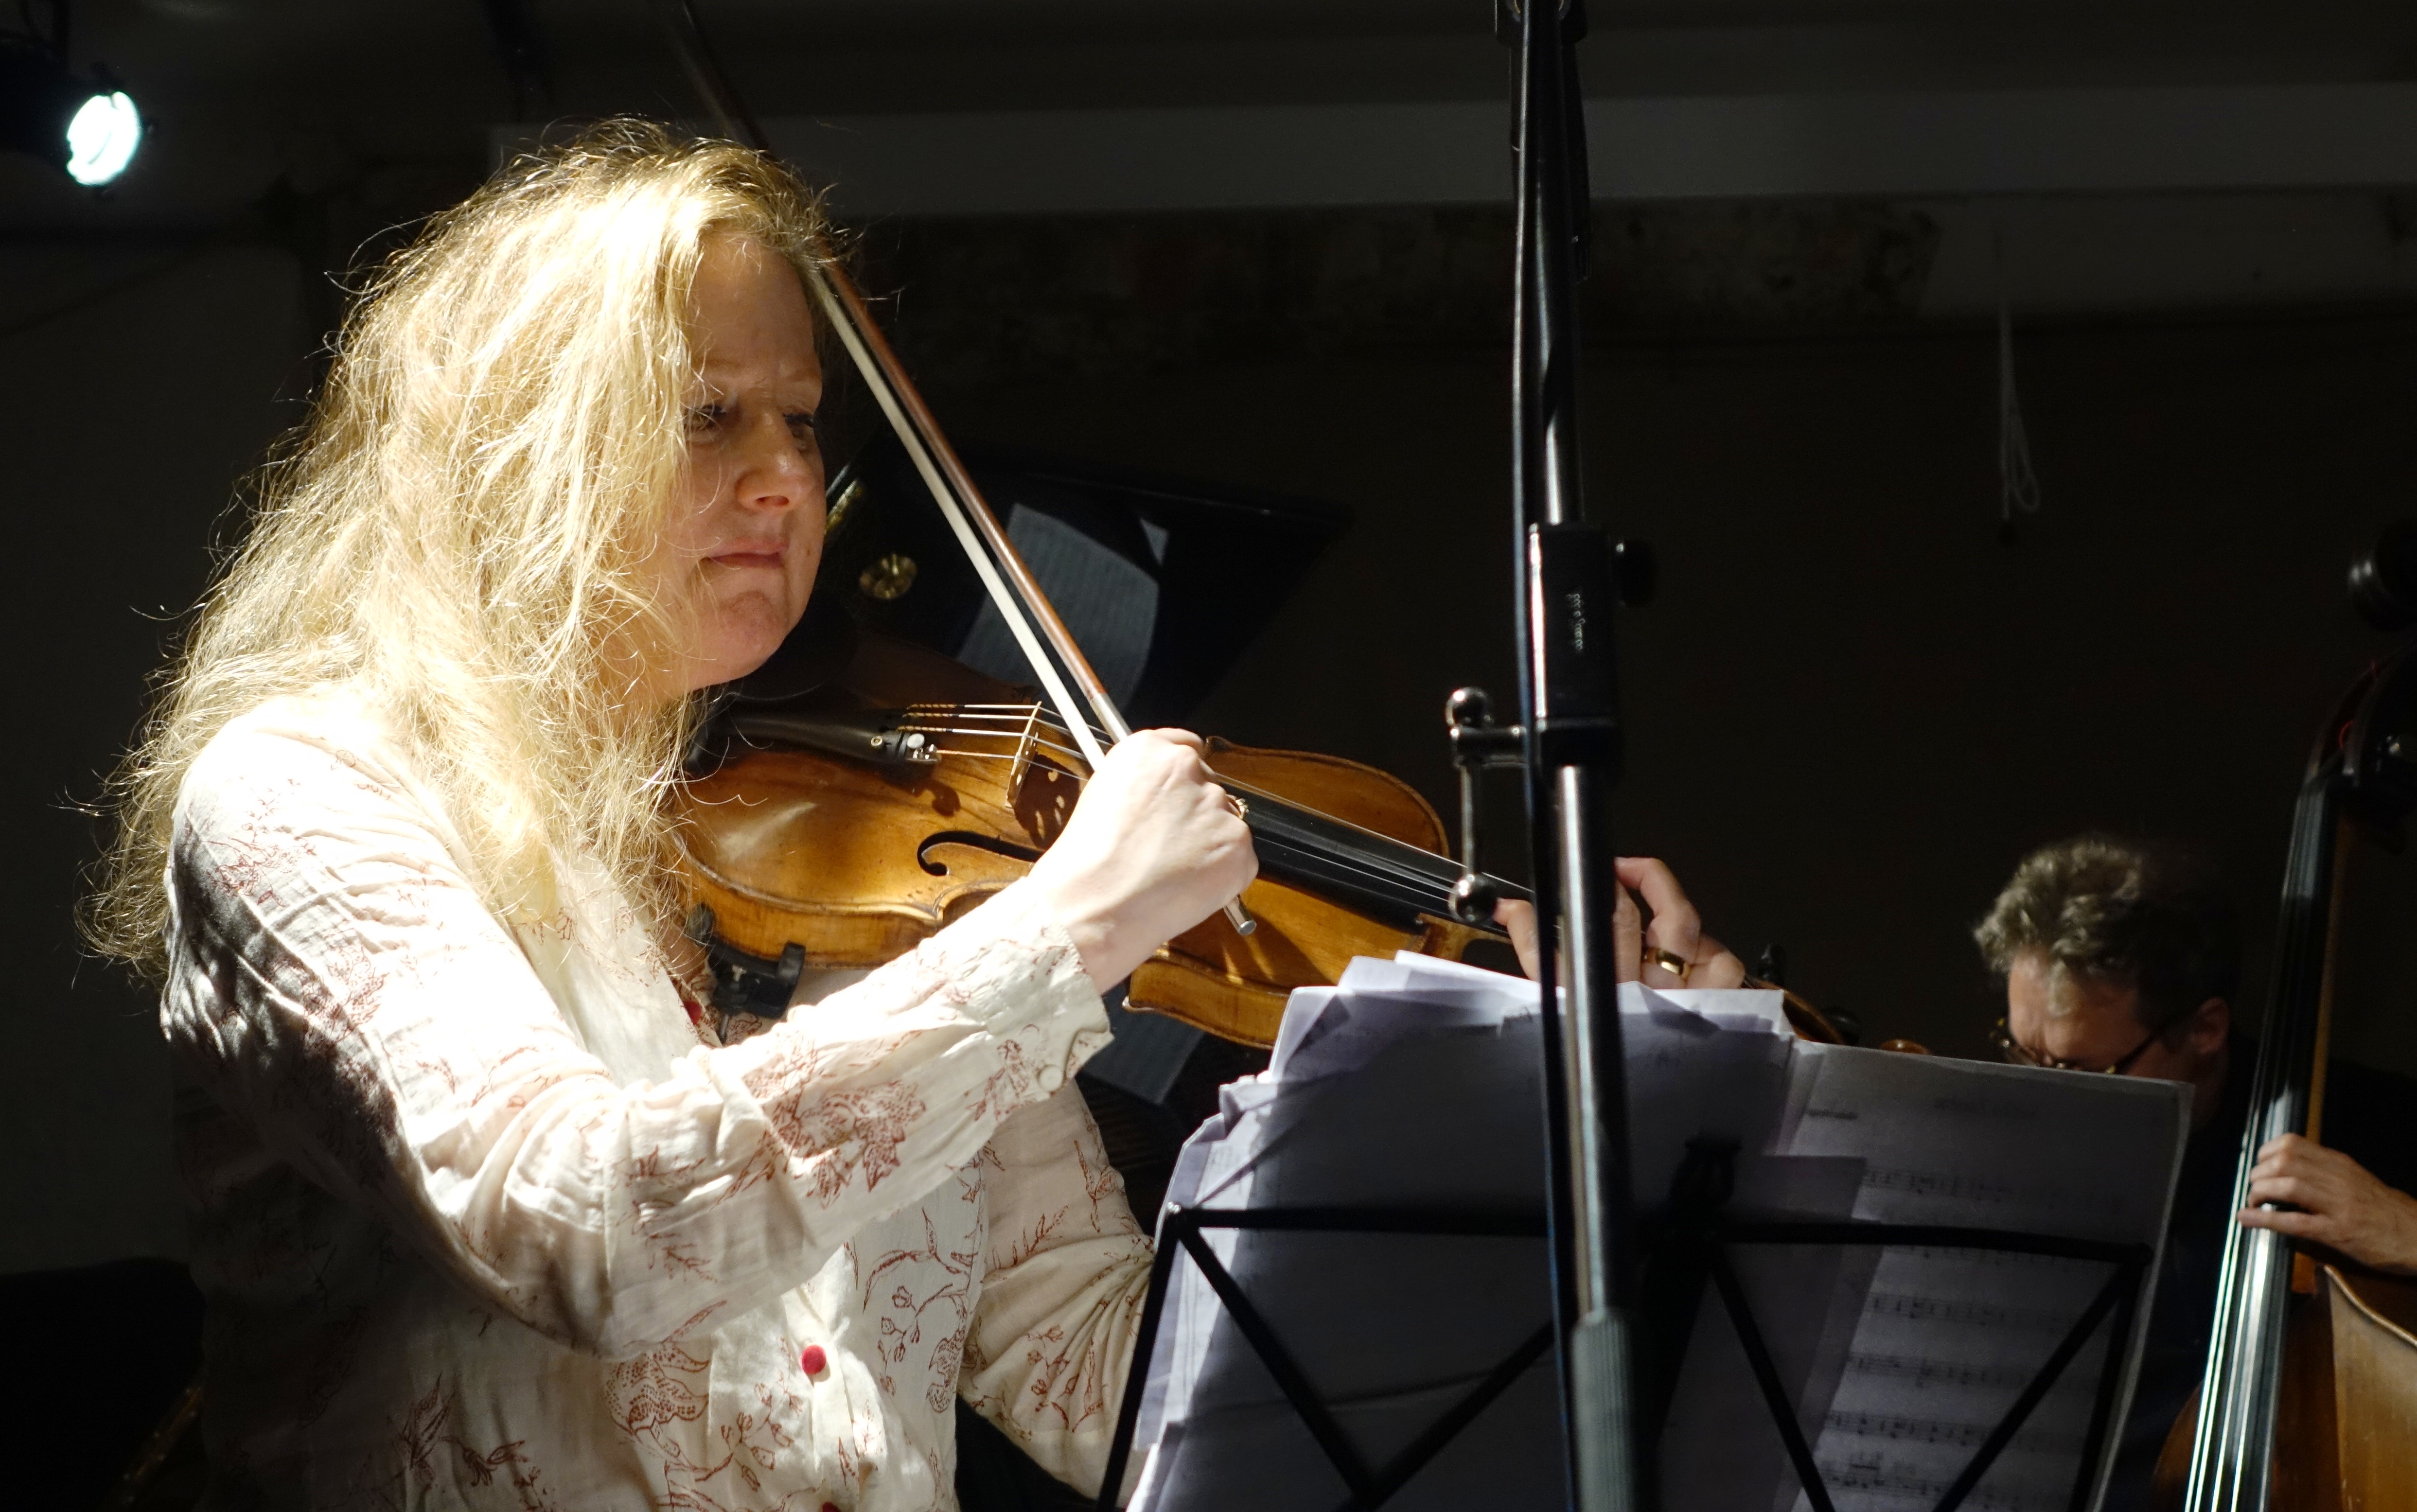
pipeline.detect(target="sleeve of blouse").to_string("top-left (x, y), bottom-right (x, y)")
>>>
top-left (160, 715), bottom-right (1109, 1361)
top-left (958, 1083), bottom-right (1156, 1495)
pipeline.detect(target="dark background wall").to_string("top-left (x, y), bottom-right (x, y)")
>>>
top-left (13, 0), bottom-right (2417, 1281)
top-left (2, 243), bottom-right (302, 1273)
top-left (12, 200), bottom-right (2417, 1276)
top-left (855, 209), bottom-right (2417, 1063)
top-left (892, 269), bottom-right (2417, 1072)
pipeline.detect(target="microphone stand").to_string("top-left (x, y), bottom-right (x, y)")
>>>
top-left (1453, 3), bottom-right (1644, 1509)
top-left (666, 0), bottom-right (1637, 1496)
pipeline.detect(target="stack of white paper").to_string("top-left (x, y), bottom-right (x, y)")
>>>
top-left (1122, 954), bottom-right (2188, 1512)
top-left (1765, 1044), bottom-right (2187, 1512)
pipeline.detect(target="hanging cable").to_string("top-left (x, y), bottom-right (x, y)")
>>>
top-left (1996, 230), bottom-right (2042, 543)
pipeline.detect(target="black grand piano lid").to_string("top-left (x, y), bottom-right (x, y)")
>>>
top-left (737, 433), bottom-right (1353, 728)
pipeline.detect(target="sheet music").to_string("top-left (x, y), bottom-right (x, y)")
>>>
top-left (1772, 1045), bottom-right (2188, 1512)
top-left (1131, 956), bottom-right (1797, 1512)
top-left (1659, 1152), bottom-right (1878, 1512)
top-left (1123, 959), bottom-right (2188, 1512)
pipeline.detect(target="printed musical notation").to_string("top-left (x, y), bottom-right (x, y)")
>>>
top-left (1826, 1411), bottom-right (1992, 1449)
top-left (1838, 1352), bottom-right (2040, 1392)
top-left (1859, 1167), bottom-right (2020, 1204)
top-left (1776, 1045), bottom-right (2186, 1512)
top-left (1862, 1289), bottom-right (2071, 1334)
top-left (1124, 965), bottom-right (2190, 1512)
top-left (1814, 1453), bottom-right (2043, 1512)
top-left (1856, 1165), bottom-right (2135, 1226)
top-left (1822, 1411), bottom-right (2086, 1457)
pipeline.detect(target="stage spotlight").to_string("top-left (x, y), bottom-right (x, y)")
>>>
top-left (62, 88), bottom-right (140, 184)
top-left (2, 40), bottom-right (143, 187)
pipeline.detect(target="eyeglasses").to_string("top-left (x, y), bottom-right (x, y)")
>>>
top-left (1991, 1015), bottom-right (2180, 1076)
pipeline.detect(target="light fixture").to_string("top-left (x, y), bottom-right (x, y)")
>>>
top-left (63, 88), bottom-right (140, 185)
top-left (2, 35), bottom-right (143, 188)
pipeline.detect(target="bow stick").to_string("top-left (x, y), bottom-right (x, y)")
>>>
top-left (655, 0), bottom-right (1257, 936)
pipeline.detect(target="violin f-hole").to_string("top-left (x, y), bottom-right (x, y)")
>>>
top-left (917, 830), bottom-right (1043, 877)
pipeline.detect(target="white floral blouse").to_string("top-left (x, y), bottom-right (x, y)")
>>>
top-left (162, 695), bottom-right (1154, 1511)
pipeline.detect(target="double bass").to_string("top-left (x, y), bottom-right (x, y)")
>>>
top-left (2169, 535), bottom-right (2417, 1512)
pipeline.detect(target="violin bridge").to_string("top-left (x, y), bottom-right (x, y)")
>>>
top-left (1007, 703), bottom-right (1041, 793)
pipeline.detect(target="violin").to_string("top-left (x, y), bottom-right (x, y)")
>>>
top-left (676, 623), bottom-right (1874, 1059)
top-left (676, 624), bottom-right (1860, 1053)
top-left (675, 626), bottom-right (1518, 1048)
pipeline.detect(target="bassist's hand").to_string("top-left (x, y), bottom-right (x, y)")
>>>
top-left (2237, 1133), bottom-right (2417, 1275)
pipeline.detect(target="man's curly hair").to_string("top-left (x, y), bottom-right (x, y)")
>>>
top-left (1974, 835), bottom-right (2240, 1029)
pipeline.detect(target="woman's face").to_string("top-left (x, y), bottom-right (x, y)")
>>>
top-left (651, 233), bottom-right (826, 697)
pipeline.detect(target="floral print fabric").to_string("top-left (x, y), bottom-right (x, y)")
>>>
top-left (162, 695), bottom-right (1154, 1510)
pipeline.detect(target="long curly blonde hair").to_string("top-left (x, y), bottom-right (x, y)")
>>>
top-left (88, 121), bottom-right (835, 978)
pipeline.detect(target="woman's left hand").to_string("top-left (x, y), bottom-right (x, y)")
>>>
top-left (1492, 856), bottom-right (1747, 990)
top-left (2236, 1133), bottom-right (2417, 1275)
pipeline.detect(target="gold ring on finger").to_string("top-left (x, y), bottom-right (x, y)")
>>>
top-left (1646, 946), bottom-right (1693, 985)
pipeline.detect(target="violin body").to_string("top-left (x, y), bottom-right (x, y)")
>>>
top-left (673, 633), bottom-right (1490, 1048)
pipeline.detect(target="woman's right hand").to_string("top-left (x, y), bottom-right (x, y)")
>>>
top-left (1028, 729), bottom-right (1258, 992)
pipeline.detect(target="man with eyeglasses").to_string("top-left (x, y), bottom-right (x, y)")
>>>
top-left (1975, 833), bottom-right (2417, 1510)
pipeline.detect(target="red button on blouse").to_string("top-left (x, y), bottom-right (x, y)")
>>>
top-left (800, 1345), bottom-right (828, 1376)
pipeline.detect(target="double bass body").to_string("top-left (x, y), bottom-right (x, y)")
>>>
top-left (2166, 613), bottom-right (2417, 1512)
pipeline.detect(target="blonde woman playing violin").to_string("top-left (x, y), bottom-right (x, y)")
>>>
top-left (90, 123), bottom-right (1731, 1512)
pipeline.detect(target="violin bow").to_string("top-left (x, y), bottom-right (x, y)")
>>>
top-left (803, 263), bottom-right (1119, 773)
top-left (656, 0), bottom-right (1257, 933)
top-left (654, 0), bottom-right (1111, 764)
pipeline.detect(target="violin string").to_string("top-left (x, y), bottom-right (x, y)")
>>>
top-left (973, 707), bottom-right (1475, 889)
top-left (905, 739), bottom-right (1475, 910)
top-left (900, 732), bottom-right (1430, 871)
top-left (892, 708), bottom-right (1098, 747)
top-left (891, 715), bottom-right (1087, 740)
top-left (895, 731), bottom-right (1094, 766)
top-left (886, 703), bottom-right (1500, 903)
top-left (923, 745), bottom-right (1091, 774)
top-left (958, 707), bottom-right (1463, 873)
top-left (890, 726), bottom-right (1094, 767)
top-left (903, 702), bottom-right (1113, 742)
top-left (903, 719), bottom-right (1441, 864)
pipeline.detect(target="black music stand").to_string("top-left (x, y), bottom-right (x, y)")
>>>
top-left (1097, 1187), bottom-right (2153, 1512)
